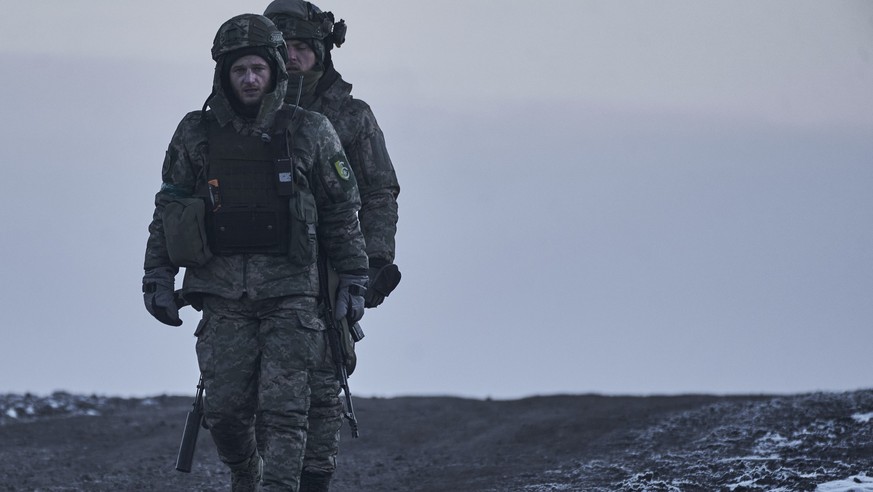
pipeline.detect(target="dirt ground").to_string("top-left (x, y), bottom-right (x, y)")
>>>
top-left (1, 390), bottom-right (872, 491)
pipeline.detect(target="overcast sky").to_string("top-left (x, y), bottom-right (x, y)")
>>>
top-left (0, 1), bottom-right (871, 399)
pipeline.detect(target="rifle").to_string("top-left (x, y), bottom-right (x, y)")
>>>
top-left (170, 290), bottom-right (206, 473)
top-left (319, 256), bottom-right (362, 438)
top-left (175, 375), bottom-right (205, 473)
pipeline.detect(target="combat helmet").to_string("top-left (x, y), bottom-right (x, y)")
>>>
top-left (263, 0), bottom-right (346, 66)
top-left (212, 13), bottom-right (288, 69)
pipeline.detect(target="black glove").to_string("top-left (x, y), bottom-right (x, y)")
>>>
top-left (364, 261), bottom-right (401, 308)
top-left (142, 267), bottom-right (182, 326)
top-left (335, 273), bottom-right (368, 324)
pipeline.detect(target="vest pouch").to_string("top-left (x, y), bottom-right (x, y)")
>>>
top-left (210, 207), bottom-right (287, 254)
top-left (162, 197), bottom-right (213, 268)
top-left (288, 189), bottom-right (318, 267)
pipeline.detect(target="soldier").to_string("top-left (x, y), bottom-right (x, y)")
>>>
top-left (142, 13), bottom-right (369, 491)
top-left (262, 2), bottom-right (401, 491)
top-left (264, 0), bottom-right (400, 303)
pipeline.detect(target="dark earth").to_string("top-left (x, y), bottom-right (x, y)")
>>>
top-left (1, 390), bottom-right (872, 491)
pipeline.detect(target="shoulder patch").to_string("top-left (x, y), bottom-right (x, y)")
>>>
top-left (332, 154), bottom-right (352, 181)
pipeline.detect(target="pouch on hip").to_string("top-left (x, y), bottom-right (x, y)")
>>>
top-left (162, 197), bottom-right (213, 268)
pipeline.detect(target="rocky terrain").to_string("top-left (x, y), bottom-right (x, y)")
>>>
top-left (1, 390), bottom-right (872, 491)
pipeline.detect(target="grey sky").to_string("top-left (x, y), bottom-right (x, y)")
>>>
top-left (0, 1), bottom-right (871, 398)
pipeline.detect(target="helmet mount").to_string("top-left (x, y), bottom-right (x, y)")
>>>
top-left (264, 0), bottom-right (347, 50)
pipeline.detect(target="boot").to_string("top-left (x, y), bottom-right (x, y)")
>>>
top-left (230, 453), bottom-right (263, 492)
top-left (299, 470), bottom-right (332, 492)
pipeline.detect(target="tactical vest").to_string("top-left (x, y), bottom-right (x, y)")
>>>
top-left (201, 112), bottom-right (296, 256)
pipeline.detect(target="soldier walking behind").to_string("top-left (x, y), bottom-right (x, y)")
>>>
top-left (261, 2), bottom-right (402, 490)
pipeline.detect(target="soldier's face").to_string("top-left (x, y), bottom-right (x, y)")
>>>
top-left (229, 55), bottom-right (272, 107)
top-left (285, 40), bottom-right (316, 72)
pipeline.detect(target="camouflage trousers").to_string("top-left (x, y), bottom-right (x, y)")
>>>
top-left (255, 363), bottom-right (343, 478)
top-left (196, 294), bottom-right (329, 491)
top-left (300, 363), bottom-right (343, 475)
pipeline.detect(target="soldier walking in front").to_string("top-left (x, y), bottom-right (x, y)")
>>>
top-left (142, 13), bottom-right (368, 491)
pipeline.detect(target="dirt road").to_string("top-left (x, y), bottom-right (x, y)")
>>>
top-left (1, 391), bottom-right (871, 491)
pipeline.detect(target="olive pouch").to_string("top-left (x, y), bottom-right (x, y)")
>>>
top-left (287, 188), bottom-right (318, 267)
top-left (162, 197), bottom-right (213, 268)
top-left (326, 262), bottom-right (360, 375)
top-left (340, 318), bottom-right (359, 375)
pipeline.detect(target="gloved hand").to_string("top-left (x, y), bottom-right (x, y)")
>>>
top-left (335, 273), bottom-right (368, 324)
top-left (364, 261), bottom-right (402, 308)
top-left (142, 267), bottom-right (182, 326)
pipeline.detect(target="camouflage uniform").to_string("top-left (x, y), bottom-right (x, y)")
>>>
top-left (143, 14), bottom-right (367, 491)
top-left (264, 2), bottom-right (400, 486)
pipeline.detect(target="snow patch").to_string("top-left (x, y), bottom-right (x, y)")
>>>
top-left (0, 392), bottom-right (171, 425)
top-left (816, 474), bottom-right (873, 492)
top-left (523, 483), bottom-right (577, 491)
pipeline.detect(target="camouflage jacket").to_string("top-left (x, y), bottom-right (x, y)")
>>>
top-left (298, 68), bottom-right (399, 264)
top-left (144, 101), bottom-right (368, 301)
